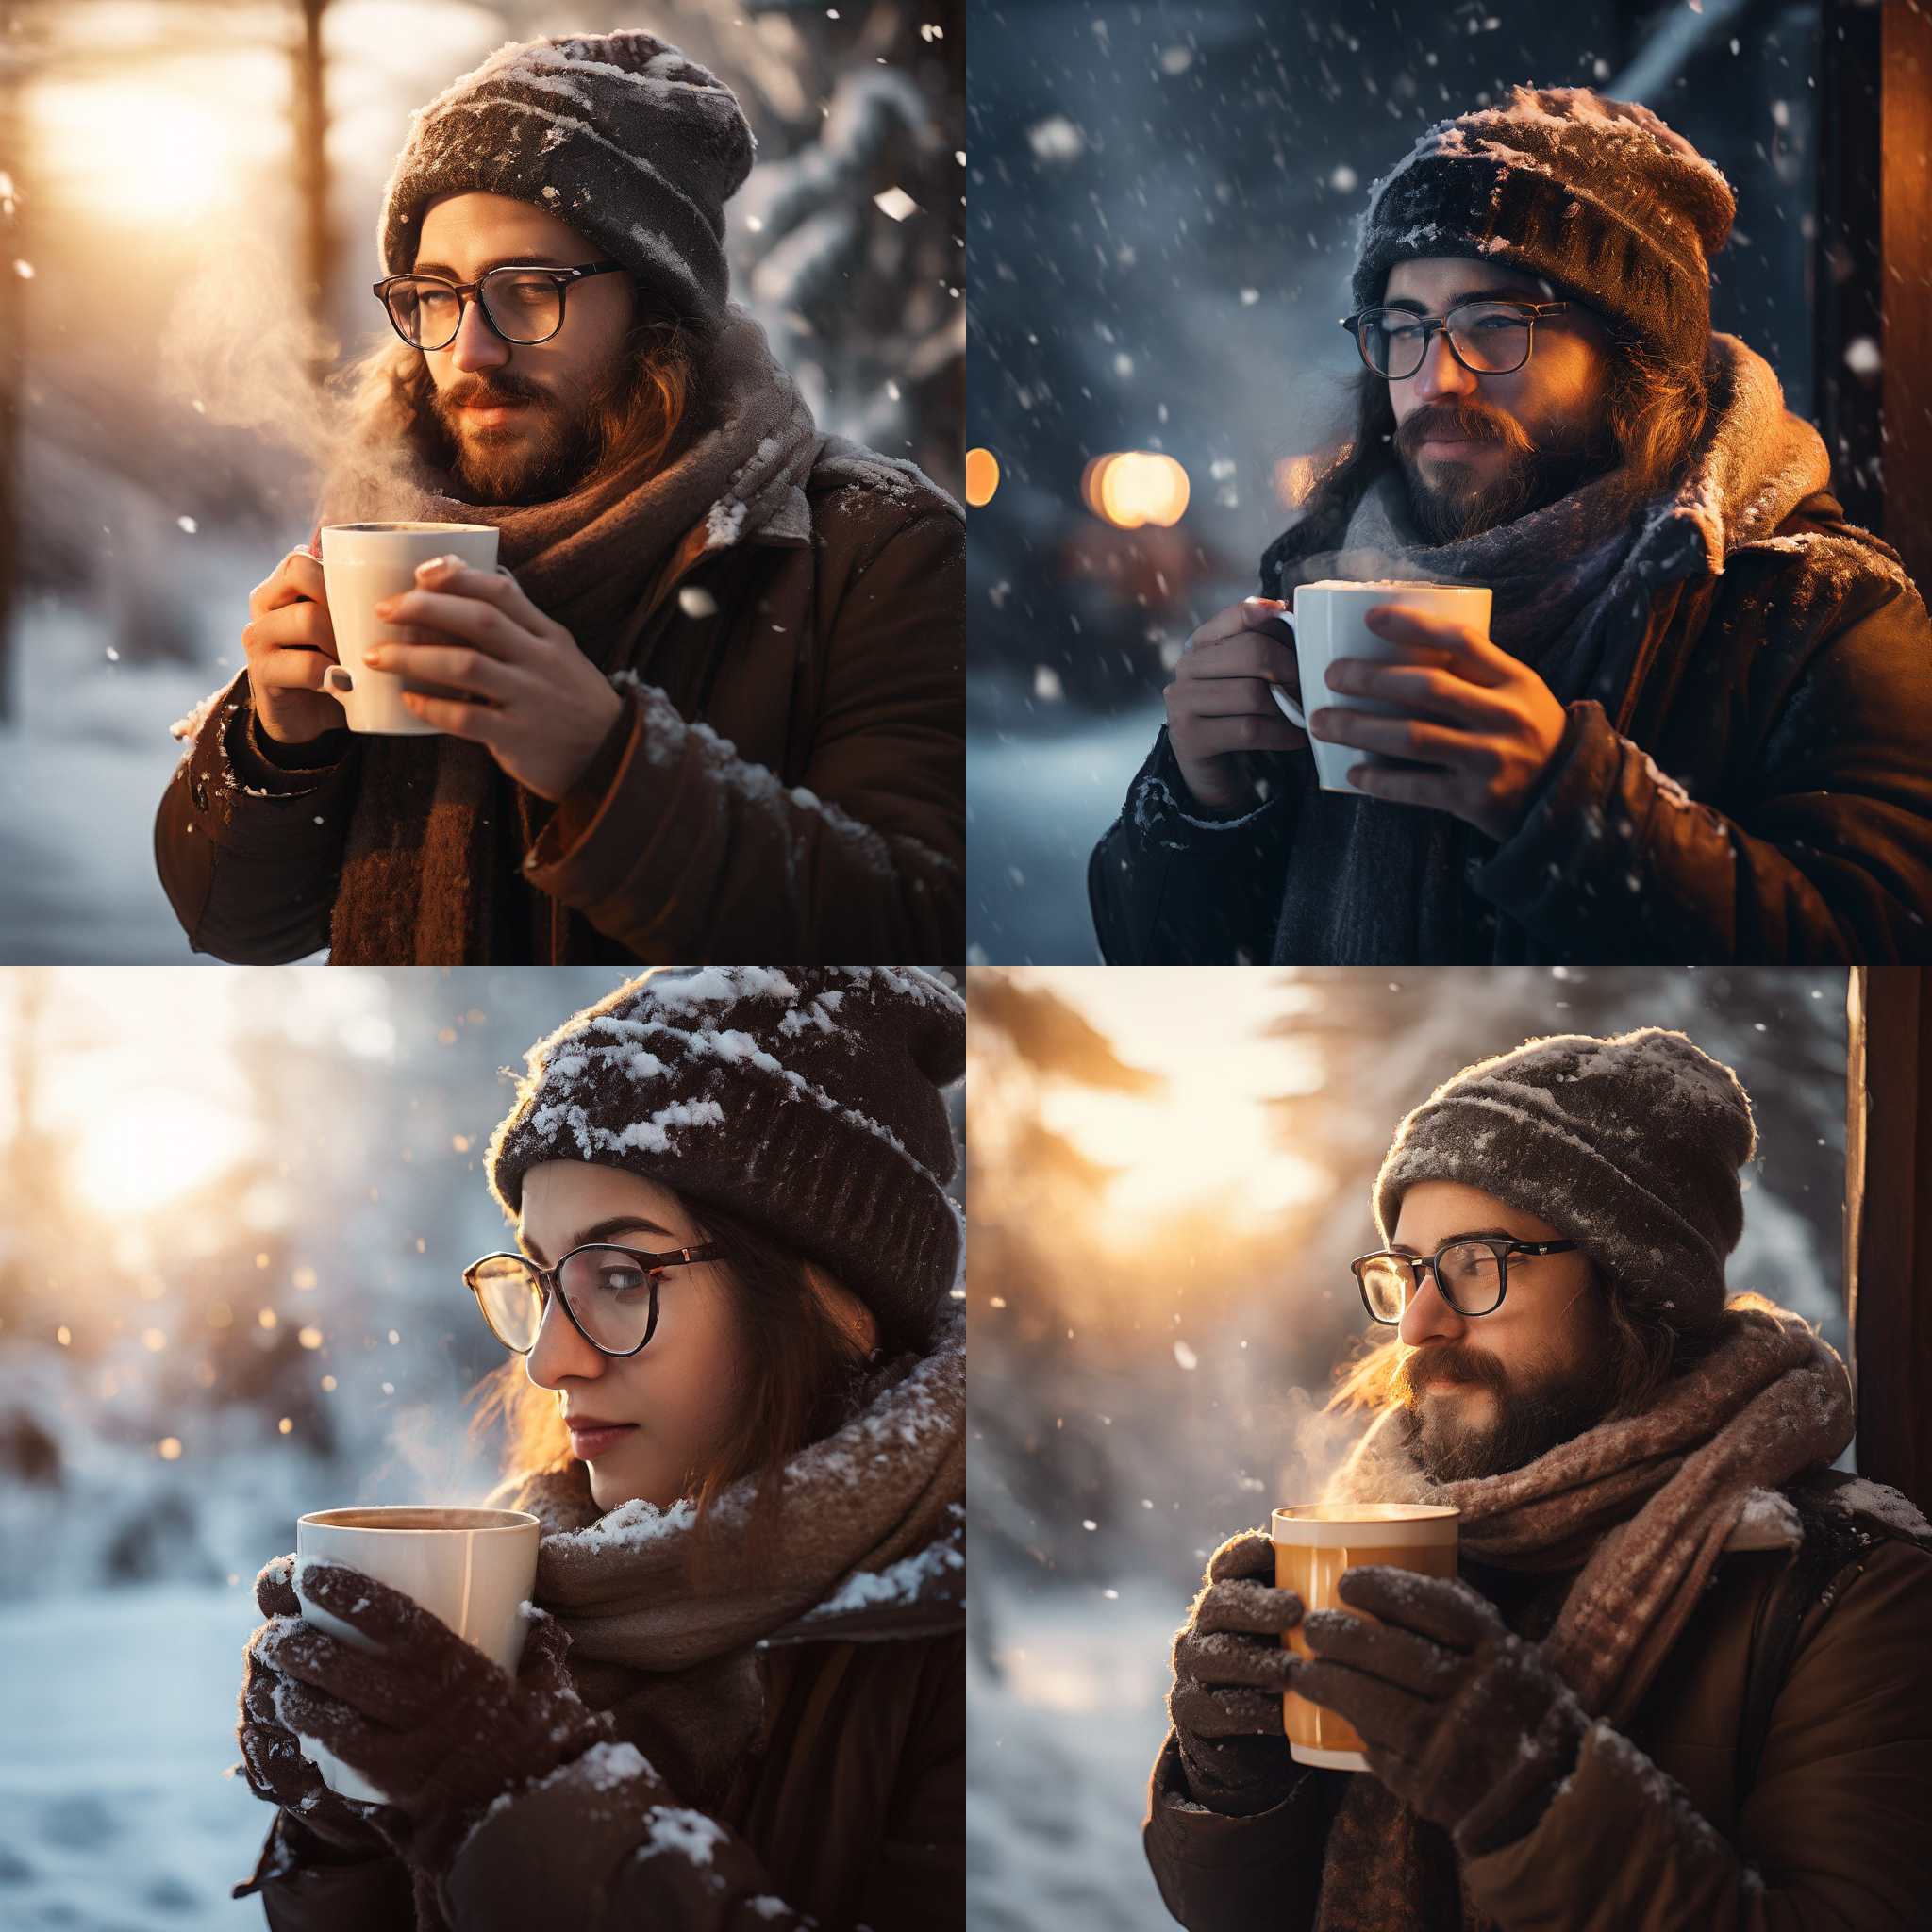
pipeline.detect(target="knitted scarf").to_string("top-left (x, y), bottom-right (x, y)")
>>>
top-left (489, 1307), bottom-right (964, 1810)
top-left (319, 304), bottom-right (822, 963)
top-left (1261, 330), bottom-right (1834, 964)
top-left (1307, 1302), bottom-right (1854, 1932)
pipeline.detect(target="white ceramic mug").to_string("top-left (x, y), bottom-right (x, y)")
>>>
top-left (1268, 579), bottom-right (1493, 794)
top-left (290, 1505), bottom-right (541, 1803)
top-left (318, 522), bottom-right (517, 735)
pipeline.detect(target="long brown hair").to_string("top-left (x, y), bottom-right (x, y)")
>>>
top-left (1327, 1270), bottom-right (1773, 1426)
top-left (334, 273), bottom-right (696, 506)
top-left (1267, 314), bottom-right (1709, 590)
top-left (466, 1195), bottom-right (880, 1590)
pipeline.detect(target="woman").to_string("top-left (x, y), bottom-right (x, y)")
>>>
top-left (230, 964), bottom-right (966, 1931)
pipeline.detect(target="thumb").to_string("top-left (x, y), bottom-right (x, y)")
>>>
top-left (516, 1607), bottom-right (574, 1682)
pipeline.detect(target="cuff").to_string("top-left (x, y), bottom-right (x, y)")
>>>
top-left (1451, 1690), bottom-right (1588, 1859)
top-left (1470, 700), bottom-right (1619, 920)
top-left (1145, 1729), bottom-right (1312, 1861)
top-left (239, 705), bottom-right (353, 779)
top-left (1127, 728), bottom-right (1287, 848)
top-left (547, 689), bottom-right (638, 851)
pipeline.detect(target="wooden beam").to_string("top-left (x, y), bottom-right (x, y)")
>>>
top-left (1844, 968), bottom-right (1932, 1508)
top-left (1882, 0), bottom-right (1932, 595)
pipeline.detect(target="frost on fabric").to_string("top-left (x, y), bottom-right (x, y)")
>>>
top-left (1587, 1722), bottom-right (1728, 1860)
top-left (169, 683), bottom-right (238, 781)
top-left (705, 499), bottom-right (748, 551)
top-left (745, 1898), bottom-right (791, 1921)
top-left (1828, 1478), bottom-right (1932, 1540)
top-left (801, 1532), bottom-right (966, 1621)
top-left (547, 1494), bottom-right (698, 1556)
top-left (637, 1804), bottom-right (729, 1867)
top-left (1730, 1487), bottom-right (1802, 1547)
top-left (1128, 768), bottom-right (1274, 848)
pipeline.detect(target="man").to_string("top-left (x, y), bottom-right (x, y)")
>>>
top-left (1144, 1028), bottom-right (1932, 1931)
top-left (157, 29), bottom-right (962, 965)
top-left (1091, 86), bottom-right (1932, 964)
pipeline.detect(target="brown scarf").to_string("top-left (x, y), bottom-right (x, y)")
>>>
top-left (489, 1307), bottom-right (963, 1810)
top-left (1310, 1302), bottom-right (1854, 1932)
top-left (318, 305), bottom-right (822, 963)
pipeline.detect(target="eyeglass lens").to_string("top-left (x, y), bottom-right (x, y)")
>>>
top-left (386, 272), bottom-right (563, 349)
top-left (1358, 302), bottom-right (1535, 379)
top-left (1359, 1241), bottom-right (1506, 1321)
top-left (470, 1246), bottom-right (659, 1353)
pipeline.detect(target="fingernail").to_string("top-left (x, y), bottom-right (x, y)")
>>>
top-left (374, 596), bottom-right (399, 617)
top-left (365, 646), bottom-right (389, 666)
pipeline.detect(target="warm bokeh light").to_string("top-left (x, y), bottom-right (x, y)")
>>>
top-left (1274, 453), bottom-right (1320, 508)
top-left (1082, 451), bottom-right (1191, 529)
top-left (68, 1091), bottom-right (254, 1218)
top-left (965, 446), bottom-right (1000, 507)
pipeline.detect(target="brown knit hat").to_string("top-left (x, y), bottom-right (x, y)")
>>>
top-left (1350, 85), bottom-right (1735, 380)
top-left (377, 31), bottom-right (757, 335)
top-left (487, 968), bottom-right (964, 1342)
top-left (1372, 1027), bottom-right (1757, 1331)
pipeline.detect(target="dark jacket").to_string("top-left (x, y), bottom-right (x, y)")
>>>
top-left (242, 1624), bottom-right (964, 1932)
top-left (1142, 1473), bottom-right (1932, 1931)
top-left (155, 455), bottom-right (964, 965)
top-left (1091, 490), bottom-right (1932, 964)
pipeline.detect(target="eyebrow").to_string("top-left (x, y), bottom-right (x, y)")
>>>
top-left (522, 1214), bottom-right (675, 1265)
top-left (1379, 289), bottom-right (1543, 313)
top-left (1389, 1226), bottom-right (1525, 1255)
top-left (408, 257), bottom-right (579, 279)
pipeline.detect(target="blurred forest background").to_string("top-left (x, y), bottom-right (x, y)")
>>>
top-left (963, 0), bottom-right (1840, 961)
top-left (0, 0), bottom-right (964, 962)
top-left (965, 964), bottom-right (1850, 1930)
top-left (0, 964), bottom-right (964, 1930)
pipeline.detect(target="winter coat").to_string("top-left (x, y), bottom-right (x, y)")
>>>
top-left (1141, 1472), bottom-right (1932, 1931)
top-left (154, 455), bottom-right (965, 965)
top-left (1091, 489), bottom-right (1932, 964)
top-left (240, 1620), bottom-right (964, 1931)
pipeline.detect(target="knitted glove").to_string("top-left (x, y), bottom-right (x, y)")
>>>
top-left (1297, 1565), bottom-right (1589, 1857)
top-left (1166, 1527), bottom-right (1307, 1816)
top-left (249, 1555), bottom-right (616, 1880)
top-left (233, 1554), bottom-right (412, 1877)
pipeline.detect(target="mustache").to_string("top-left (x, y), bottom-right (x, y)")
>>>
top-left (1401, 1342), bottom-right (1510, 1401)
top-left (443, 377), bottom-right (547, 411)
top-left (1399, 405), bottom-right (1525, 454)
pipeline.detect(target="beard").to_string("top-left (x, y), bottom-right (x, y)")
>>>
top-left (1396, 397), bottom-right (1621, 544)
top-left (1394, 1339), bottom-right (1615, 1481)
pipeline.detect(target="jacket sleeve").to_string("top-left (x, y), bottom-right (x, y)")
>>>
top-left (1459, 1540), bottom-right (1932, 1930)
top-left (520, 508), bottom-right (964, 963)
top-left (234, 1811), bottom-right (415, 1932)
top-left (1474, 573), bottom-right (1932, 962)
top-left (153, 671), bottom-right (359, 964)
top-left (1141, 1727), bottom-right (1333, 1932)
top-left (1089, 727), bottom-right (1301, 963)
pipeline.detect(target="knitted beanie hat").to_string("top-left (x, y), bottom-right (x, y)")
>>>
top-left (487, 968), bottom-right (964, 1343)
top-left (1372, 1027), bottom-right (1757, 1331)
top-left (377, 31), bottom-right (757, 335)
top-left (1349, 85), bottom-right (1735, 379)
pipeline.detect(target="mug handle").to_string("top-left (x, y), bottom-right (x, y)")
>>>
top-left (1265, 608), bottom-right (1307, 728)
top-left (316, 561), bottom-right (516, 700)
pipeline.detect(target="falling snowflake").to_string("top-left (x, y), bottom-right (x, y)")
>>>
top-left (873, 187), bottom-right (918, 222)
top-left (1329, 164), bottom-right (1357, 192)
top-left (677, 585), bottom-right (719, 618)
top-left (1174, 1341), bottom-right (1199, 1370)
top-left (1033, 665), bottom-right (1063, 702)
top-left (11, 259), bottom-right (32, 279)
top-left (1028, 116), bottom-right (1085, 161)
top-left (1843, 337), bottom-right (1880, 376)
top-left (177, 515), bottom-right (198, 535)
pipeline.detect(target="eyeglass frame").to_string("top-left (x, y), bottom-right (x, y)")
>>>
top-left (1338, 300), bottom-right (1573, 380)
top-left (1351, 1236), bottom-right (1579, 1325)
top-left (373, 260), bottom-right (629, 351)
top-left (461, 1240), bottom-right (724, 1358)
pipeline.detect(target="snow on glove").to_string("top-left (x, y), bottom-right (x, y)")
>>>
top-left (1297, 1565), bottom-right (1589, 1857)
top-left (249, 1555), bottom-right (617, 1880)
top-left (232, 1554), bottom-right (413, 1892)
top-left (1166, 1527), bottom-right (1308, 1816)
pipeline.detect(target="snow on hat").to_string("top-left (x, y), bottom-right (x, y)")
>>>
top-left (487, 968), bottom-right (965, 1343)
top-left (377, 31), bottom-right (757, 335)
top-left (1372, 1026), bottom-right (1757, 1332)
top-left (1349, 85), bottom-right (1736, 379)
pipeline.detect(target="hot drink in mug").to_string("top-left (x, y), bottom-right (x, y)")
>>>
top-left (1268, 580), bottom-right (1493, 794)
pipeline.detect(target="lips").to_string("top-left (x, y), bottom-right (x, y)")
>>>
top-left (567, 1420), bottom-right (638, 1458)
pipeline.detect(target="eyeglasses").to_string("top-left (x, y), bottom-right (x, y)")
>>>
top-left (1351, 1236), bottom-right (1579, 1325)
top-left (374, 260), bottom-right (628, 351)
top-left (462, 1241), bottom-right (723, 1357)
top-left (1339, 300), bottom-right (1572, 380)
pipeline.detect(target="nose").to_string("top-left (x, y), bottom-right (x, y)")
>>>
top-left (524, 1292), bottom-right (605, 1392)
top-left (446, 292), bottom-right (510, 375)
top-left (1409, 326), bottom-right (1479, 404)
top-left (1398, 1269), bottom-right (1466, 1349)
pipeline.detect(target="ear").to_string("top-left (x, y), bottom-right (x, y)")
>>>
top-left (803, 1262), bottom-right (878, 1358)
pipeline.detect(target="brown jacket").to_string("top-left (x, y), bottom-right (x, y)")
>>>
top-left (1143, 1479), bottom-right (1932, 1931)
top-left (242, 1623), bottom-right (964, 1931)
top-left (154, 458), bottom-right (964, 964)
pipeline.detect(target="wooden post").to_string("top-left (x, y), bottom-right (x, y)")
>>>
top-left (1882, 0), bottom-right (1932, 596)
top-left (0, 8), bottom-right (35, 724)
top-left (1844, 969), bottom-right (1932, 1509)
top-left (291, 0), bottom-right (337, 385)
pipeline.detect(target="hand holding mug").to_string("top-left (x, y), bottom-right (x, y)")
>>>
top-left (1163, 598), bottom-right (1310, 815)
top-left (1166, 1527), bottom-right (1308, 1815)
top-left (241, 545), bottom-right (343, 749)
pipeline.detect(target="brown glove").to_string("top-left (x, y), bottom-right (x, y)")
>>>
top-left (250, 1554), bottom-right (617, 1879)
top-left (1166, 1527), bottom-right (1308, 1816)
top-left (232, 1554), bottom-right (413, 1888)
top-left (1297, 1565), bottom-right (1589, 1857)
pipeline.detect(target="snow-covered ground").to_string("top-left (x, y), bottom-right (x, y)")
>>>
top-left (0, 1583), bottom-right (273, 1930)
top-left (968, 1579), bottom-right (1185, 1932)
